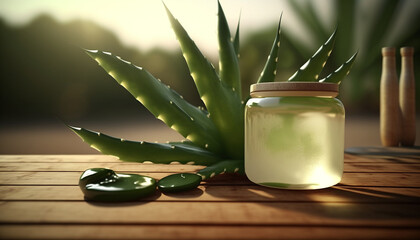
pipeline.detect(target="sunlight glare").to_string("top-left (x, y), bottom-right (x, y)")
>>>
top-left (0, 0), bottom-right (291, 56)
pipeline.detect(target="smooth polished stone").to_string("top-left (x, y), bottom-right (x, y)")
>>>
top-left (79, 168), bottom-right (156, 202)
top-left (158, 173), bottom-right (202, 193)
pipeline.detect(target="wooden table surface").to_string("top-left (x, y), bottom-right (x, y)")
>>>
top-left (1, 151), bottom-right (420, 239)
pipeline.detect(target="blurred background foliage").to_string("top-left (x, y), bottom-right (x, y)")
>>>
top-left (282, 0), bottom-right (420, 114)
top-left (0, 0), bottom-right (419, 124)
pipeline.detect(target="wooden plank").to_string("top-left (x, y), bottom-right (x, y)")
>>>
top-left (0, 172), bottom-right (167, 185)
top-left (344, 153), bottom-right (420, 164)
top-left (343, 163), bottom-right (420, 173)
top-left (0, 172), bottom-right (249, 186)
top-left (340, 173), bottom-right (420, 187)
top-left (1, 225), bottom-right (419, 240)
top-left (1, 201), bottom-right (419, 227)
top-left (345, 146), bottom-right (420, 158)
top-left (0, 162), bottom-right (204, 172)
top-left (2, 171), bottom-right (420, 187)
top-left (1, 185), bottom-right (419, 203)
top-left (0, 155), bottom-right (120, 163)
top-left (2, 154), bottom-right (420, 164)
top-left (1, 162), bottom-right (419, 173)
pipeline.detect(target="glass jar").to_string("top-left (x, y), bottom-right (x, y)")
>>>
top-left (245, 82), bottom-right (345, 189)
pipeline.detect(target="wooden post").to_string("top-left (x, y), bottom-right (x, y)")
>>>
top-left (380, 47), bottom-right (401, 147)
top-left (399, 47), bottom-right (416, 146)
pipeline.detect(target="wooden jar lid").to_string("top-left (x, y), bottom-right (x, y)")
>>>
top-left (250, 82), bottom-right (339, 97)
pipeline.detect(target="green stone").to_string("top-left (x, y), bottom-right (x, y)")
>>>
top-left (158, 173), bottom-right (202, 193)
top-left (79, 168), bottom-right (156, 202)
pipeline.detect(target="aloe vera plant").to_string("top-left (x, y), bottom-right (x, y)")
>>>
top-left (71, 1), bottom-right (356, 187)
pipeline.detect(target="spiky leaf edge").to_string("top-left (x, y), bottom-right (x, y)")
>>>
top-left (257, 15), bottom-right (282, 83)
top-left (197, 159), bottom-right (244, 180)
top-left (218, 0), bottom-right (241, 99)
top-left (288, 29), bottom-right (337, 82)
top-left (69, 126), bottom-right (222, 166)
top-left (319, 52), bottom-right (357, 84)
top-left (85, 50), bottom-right (224, 154)
top-left (164, 3), bottom-right (244, 159)
top-left (233, 14), bottom-right (240, 56)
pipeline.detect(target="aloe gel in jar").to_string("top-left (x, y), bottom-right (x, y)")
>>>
top-left (245, 82), bottom-right (345, 189)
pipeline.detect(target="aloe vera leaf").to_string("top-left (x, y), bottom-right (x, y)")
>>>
top-left (334, 0), bottom-right (355, 61)
top-left (164, 4), bottom-right (244, 159)
top-left (233, 14), bottom-right (240, 56)
top-left (85, 50), bottom-right (223, 154)
top-left (288, 30), bottom-right (337, 82)
top-left (217, 0), bottom-right (241, 98)
top-left (319, 52), bottom-right (357, 84)
top-left (69, 126), bottom-right (221, 166)
top-left (197, 159), bottom-right (244, 180)
top-left (257, 15), bottom-right (282, 83)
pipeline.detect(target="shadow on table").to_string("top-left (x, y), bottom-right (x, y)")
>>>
top-left (84, 187), bottom-right (205, 207)
top-left (84, 190), bottom-right (163, 207)
top-left (203, 174), bottom-right (420, 221)
top-left (160, 188), bottom-right (204, 198)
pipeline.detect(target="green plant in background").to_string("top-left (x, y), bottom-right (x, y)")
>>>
top-left (284, 0), bottom-right (420, 110)
top-left (71, 1), bottom-right (356, 191)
